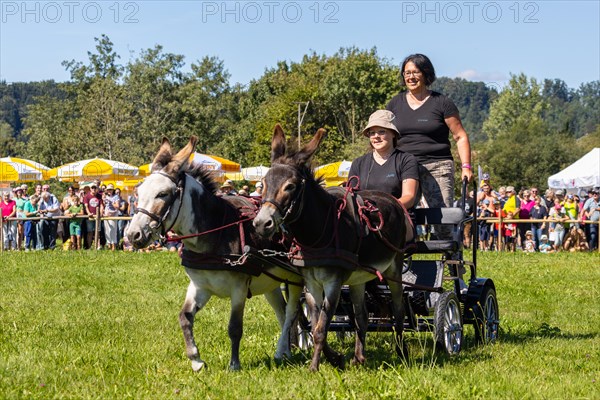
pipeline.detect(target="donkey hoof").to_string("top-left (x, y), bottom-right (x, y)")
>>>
top-left (351, 355), bottom-right (366, 366)
top-left (229, 361), bottom-right (241, 371)
top-left (396, 342), bottom-right (409, 359)
top-left (191, 360), bottom-right (206, 372)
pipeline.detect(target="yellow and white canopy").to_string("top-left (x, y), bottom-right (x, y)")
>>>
top-left (0, 157), bottom-right (50, 182)
top-left (314, 160), bottom-right (352, 186)
top-left (48, 158), bottom-right (139, 182)
top-left (139, 153), bottom-right (241, 177)
top-left (225, 165), bottom-right (270, 182)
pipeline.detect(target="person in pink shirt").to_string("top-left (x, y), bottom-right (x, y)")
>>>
top-left (1, 191), bottom-right (17, 250)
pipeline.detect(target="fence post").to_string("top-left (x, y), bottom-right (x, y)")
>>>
top-left (498, 213), bottom-right (503, 252)
top-left (1, 208), bottom-right (4, 252)
top-left (94, 207), bottom-right (100, 250)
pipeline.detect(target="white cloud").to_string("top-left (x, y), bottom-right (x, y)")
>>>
top-left (455, 69), bottom-right (508, 82)
top-left (454, 69), bottom-right (509, 91)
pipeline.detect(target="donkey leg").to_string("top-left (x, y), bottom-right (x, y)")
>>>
top-left (228, 287), bottom-right (247, 371)
top-left (309, 278), bottom-right (344, 371)
top-left (304, 285), bottom-right (343, 369)
top-left (349, 283), bottom-right (368, 366)
top-left (179, 282), bottom-right (212, 371)
top-left (388, 258), bottom-right (408, 358)
top-left (272, 284), bottom-right (302, 360)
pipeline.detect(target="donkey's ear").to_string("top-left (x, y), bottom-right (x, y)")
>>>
top-left (151, 137), bottom-right (172, 172)
top-left (271, 124), bottom-right (287, 163)
top-left (165, 136), bottom-right (197, 176)
top-left (295, 128), bottom-right (326, 166)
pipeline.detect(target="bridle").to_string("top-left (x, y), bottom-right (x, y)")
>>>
top-left (135, 171), bottom-right (185, 237)
top-left (262, 178), bottom-right (306, 230)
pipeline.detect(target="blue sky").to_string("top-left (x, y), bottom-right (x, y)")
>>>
top-left (1, 1), bottom-right (599, 89)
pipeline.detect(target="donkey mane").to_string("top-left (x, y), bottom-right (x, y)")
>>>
top-left (276, 156), bottom-right (326, 188)
top-left (185, 163), bottom-right (220, 195)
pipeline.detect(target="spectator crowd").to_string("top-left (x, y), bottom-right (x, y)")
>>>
top-left (0, 179), bottom-right (264, 252)
top-left (1, 176), bottom-right (598, 253)
top-left (459, 174), bottom-right (600, 253)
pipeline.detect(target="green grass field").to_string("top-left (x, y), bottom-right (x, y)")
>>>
top-left (1, 251), bottom-right (598, 399)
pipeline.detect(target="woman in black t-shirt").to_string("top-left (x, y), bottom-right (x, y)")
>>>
top-left (348, 110), bottom-right (419, 241)
top-left (387, 54), bottom-right (473, 239)
top-left (387, 54), bottom-right (472, 211)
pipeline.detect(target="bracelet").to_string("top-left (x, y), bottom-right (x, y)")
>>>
top-left (461, 163), bottom-right (472, 169)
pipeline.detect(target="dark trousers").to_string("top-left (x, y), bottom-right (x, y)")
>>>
top-left (41, 219), bottom-right (58, 249)
top-left (589, 223), bottom-right (598, 251)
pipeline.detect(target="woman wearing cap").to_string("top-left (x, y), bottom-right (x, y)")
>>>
top-left (386, 54), bottom-right (472, 239)
top-left (348, 110), bottom-right (419, 242)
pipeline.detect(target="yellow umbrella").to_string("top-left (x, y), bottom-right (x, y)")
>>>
top-left (139, 153), bottom-right (241, 177)
top-left (314, 161), bottom-right (352, 187)
top-left (0, 158), bottom-right (48, 182)
top-left (48, 158), bottom-right (139, 182)
top-left (314, 161), bottom-right (352, 180)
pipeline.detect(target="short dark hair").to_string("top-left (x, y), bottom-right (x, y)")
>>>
top-left (400, 53), bottom-right (436, 86)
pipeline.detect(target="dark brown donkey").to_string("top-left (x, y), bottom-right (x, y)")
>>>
top-left (253, 125), bottom-right (409, 371)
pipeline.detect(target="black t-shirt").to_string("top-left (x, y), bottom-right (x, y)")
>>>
top-left (386, 91), bottom-right (459, 163)
top-left (348, 148), bottom-right (419, 199)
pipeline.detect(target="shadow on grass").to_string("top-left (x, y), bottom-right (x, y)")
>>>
top-left (247, 330), bottom-right (496, 371)
top-left (499, 322), bottom-right (598, 344)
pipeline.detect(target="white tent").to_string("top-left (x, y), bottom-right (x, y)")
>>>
top-left (547, 148), bottom-right (600, 190)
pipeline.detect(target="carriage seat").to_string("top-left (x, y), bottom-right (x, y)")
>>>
top-left (409, 207), bottom-right (471, 254)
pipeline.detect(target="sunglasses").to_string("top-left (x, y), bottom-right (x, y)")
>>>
top-left (368, 129), bottom-right (388, 137)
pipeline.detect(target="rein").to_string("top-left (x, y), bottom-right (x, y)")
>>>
top-left (135, 171), bottom-right (185, 237)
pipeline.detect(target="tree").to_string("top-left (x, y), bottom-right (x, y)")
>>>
top-left (124, 45), bottom-right (185, 163)
top-left (482, 73), bottom-right (547, 141)
top-left (21, 95), bottom-right (78, 166)
top-left (432, 77), bottom-right (497, 142)
top-left (479, 119), bottom-right (579, 190)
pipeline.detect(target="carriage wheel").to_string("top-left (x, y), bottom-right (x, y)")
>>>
top-left (434, 292), bottom-right (463, 355)
top-left (296, 298), bottom-right (313, 350)
top-left (474, 286), bottom-right (499, 345)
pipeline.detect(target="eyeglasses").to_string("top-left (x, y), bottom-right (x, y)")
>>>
top-left (368, 129), bottom-right (388, 137)
top-left (403, 70), bottom-right (422, 77)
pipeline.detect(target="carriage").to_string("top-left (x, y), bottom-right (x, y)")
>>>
top-left (250, 177), bottom-right (499, 356)
top-left (129, 131), bottom-right (498, 372)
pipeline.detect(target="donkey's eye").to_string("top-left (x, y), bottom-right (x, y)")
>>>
top-left (157, 192), bottom-right (169, 199)
top-left (284, 183), bottom-right (296, 192)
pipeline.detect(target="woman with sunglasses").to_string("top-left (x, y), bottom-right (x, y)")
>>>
top-left (386, 54), bottom-right (472, 238)
top-left (348, 110), bottom-right (420, 243)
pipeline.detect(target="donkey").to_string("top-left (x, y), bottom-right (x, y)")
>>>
top-left (253, 125), bottom-right (408, 371)
top-left (126, 136), bottom-right (302, 371)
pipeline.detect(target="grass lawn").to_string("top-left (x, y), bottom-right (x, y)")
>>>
top-left (1, 250), bottom-right (598, 399)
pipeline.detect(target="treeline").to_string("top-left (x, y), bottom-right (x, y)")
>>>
top-left (1, 35), bottom-right (599, 191)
